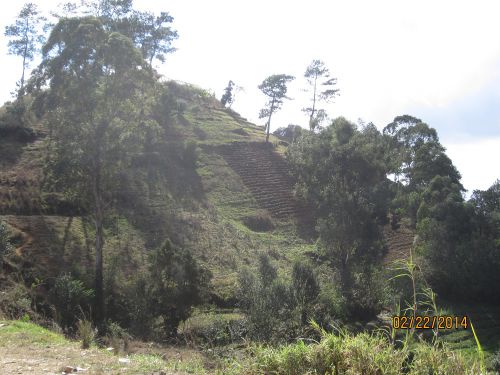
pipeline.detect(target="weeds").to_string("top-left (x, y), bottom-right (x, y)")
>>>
top-left (77, 319), bottom-right (95, 349)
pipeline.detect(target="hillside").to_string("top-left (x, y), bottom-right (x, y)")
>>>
top-left (2, 85), bottom-right (500, 373)
top-left (0, 86), bottom-right (319, 305)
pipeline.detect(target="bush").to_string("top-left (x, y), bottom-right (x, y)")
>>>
top-left (49, 274), bottom-right (94, 329)
top-left (77, 319), bottom-right (95, 349)
top-left (237, 258), bottom-right (321, 343)
top-left (147, 240), bottom-right (211, 338)
top-left (179, 311), bottom-right (247, 348)
top-left (0, 284), bottom-right (33, 319)
top-left (242, 212), bottom-right (274, 232)
top-left (105, 320), bottom-right (131, 354)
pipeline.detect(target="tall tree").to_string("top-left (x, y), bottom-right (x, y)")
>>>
top-left (303, 60), bottom-right (339, 131)
top-left (50, 1), bottom-right (178, 67)
top-left (383, 115), bottom-right (463, 226)
top-left (258, 74), bottom-right (295, 142)
top-left (134, 11), bottom-right (178, 67)
top-left (4, 3), bottom-right (46, 93)
top-left (30, 16), bottom-right (156, 324)
top-left (287, 118), bottom-right (390, 315)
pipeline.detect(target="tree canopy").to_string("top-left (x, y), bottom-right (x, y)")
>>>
top-left (4, 2), bottom-right (46, 93)
top-left (303, 59), bottom-right (339, 131)
top-left (258, 74), bottom-right (295, 142)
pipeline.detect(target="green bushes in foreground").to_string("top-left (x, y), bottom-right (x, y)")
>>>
top-left (242, 327), bottom-right (479, 375)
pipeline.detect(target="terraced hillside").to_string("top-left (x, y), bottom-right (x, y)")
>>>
top-left (383, 224), bottom-right (415, 264)
top-left (0, 88), bottom-right (319, 303)
top-left (217, 142), bottom-right (315, 230)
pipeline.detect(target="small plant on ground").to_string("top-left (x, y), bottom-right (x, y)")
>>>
top-left (77, 319), bottom-right (95, 349)
top-left (105, 320), bottom-right (131, 355)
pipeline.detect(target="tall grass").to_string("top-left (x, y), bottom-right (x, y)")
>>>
top-left (470, 319), bottom-right (486, 373)
top-left (77, 319), bottom-right (95, 349)
top-left (242, 324), bottom-right (480, 374)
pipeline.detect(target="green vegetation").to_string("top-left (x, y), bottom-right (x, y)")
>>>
top-left (303, 59), bottom-right (339, 131)
top-left (258, 74), bottom-right (295, 142)
top-left (241, 327), bottom-right (480, 374)
top-left (0, 0), bottom-right (498, 373)
top-left (4, 2), bottom-right (45, 92)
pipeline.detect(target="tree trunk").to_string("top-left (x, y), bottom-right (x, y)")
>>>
top-left (309, 74), bottom-right (318, 131)
top-left (19, 18), bottom-right (29, 94)
top-left (92, 160), bottom-right (105, 326)
top-left (265, 97), bottom-right (276, 143)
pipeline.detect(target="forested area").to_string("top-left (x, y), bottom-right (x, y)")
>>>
top-left (0, 0), bottom-right (499, 373)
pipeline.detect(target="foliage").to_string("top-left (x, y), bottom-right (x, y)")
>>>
top-left (49, 274), bottom-right (94, 329)
top-left (179, 310), bottom-right (247, 348)
top-left (383, 115), bottom-right (463, 226)
top-left (303, 59), bottom-right (339, 131)
top-left (221, 80), bottom-right (235, 108)
top-left (287, 118), bottom-right (390, 317)
top-left (258, 74), bottom-right (295, 142)
top-left (242, 327), bottom-right (477, 374)
top-left (0, 284), bottom-right (33, 320)
top-left (417, 178), bottom-right (500, 302)
top-left (4, 2), bottom-right (46, 92)
top-left (292, 262), bottom-right (320, 325)
top-left (272, 124), bottom-right (304, 144)
top-left (50, 0), bottom-right (178, 67)
top-left (0, 98), bottom-right (36, 131)
top-left (105, 320), bottom-right (131, 354)
top-left (30, 14), bottom-right (159, 323)
top-left (237, 256), bottom-right (325, 343)
top-left (77, 318), bottom-right (96, 349)
top-left (147, 240), bottom-right (211, 337)
top-left (242, 212), bottom-right (274, 232)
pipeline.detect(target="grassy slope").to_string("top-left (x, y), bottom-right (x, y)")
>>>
top-left (1, 87), bottom-right (499, 370)
top-left (0, 90), bottom-right (315, 302)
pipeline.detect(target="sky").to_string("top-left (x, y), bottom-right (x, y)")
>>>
top-left (1, 0), bottom-right (499, 195)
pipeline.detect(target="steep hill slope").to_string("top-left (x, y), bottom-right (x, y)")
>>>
top-left (0, 84), bottom-right (437, 306)
top-left (0, 84), bottom-right (317, 304)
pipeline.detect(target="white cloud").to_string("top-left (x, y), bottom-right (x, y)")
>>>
top-left (445, 138), bottom-right (500, 195)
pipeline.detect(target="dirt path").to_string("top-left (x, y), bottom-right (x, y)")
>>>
top-left (0, 321), bottom-right (187, 375)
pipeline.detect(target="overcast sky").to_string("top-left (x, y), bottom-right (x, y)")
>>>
top-left (1, 0), bottom-right (499, 194)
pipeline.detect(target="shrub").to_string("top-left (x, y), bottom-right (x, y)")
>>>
top-left (237, 258), bottom-right (314, 343)
top-left (242, 212), bottom-right (274, 232)
top-left (77, 319), bottom-right (95, 349)
top-left (179, 311), bottom-right (247, 348)
top-left (147, 240), bottom-right (211, 338)
top-left (105, 320), bottom-right (131, 354)
top-left (49, 274), bottom-right (94, 329)
top-left (0, 284), bottom-right (32, 319)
